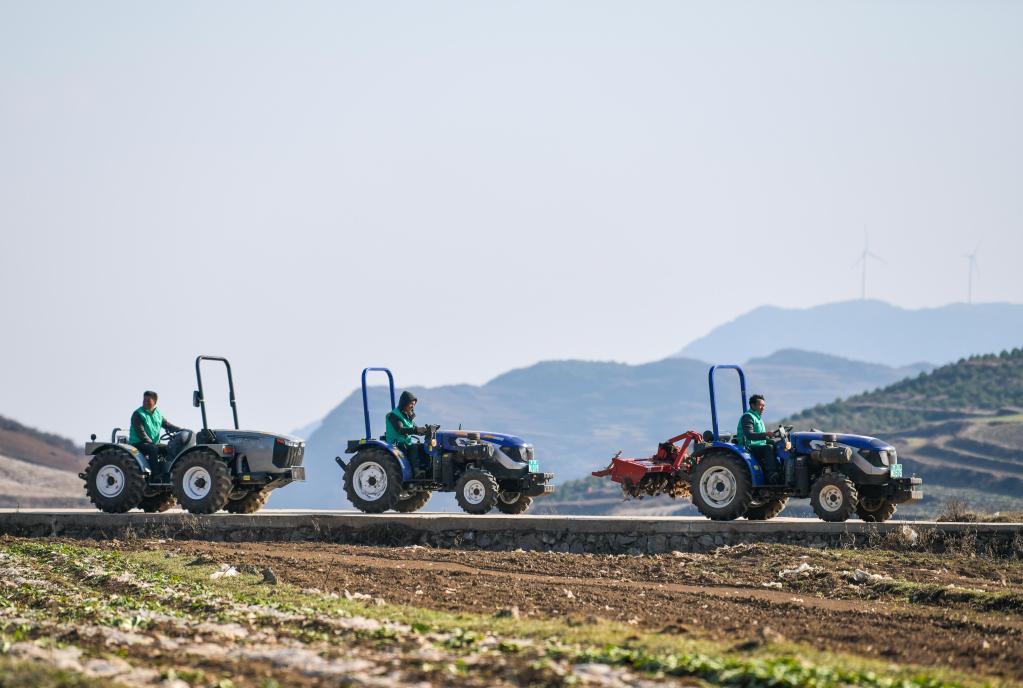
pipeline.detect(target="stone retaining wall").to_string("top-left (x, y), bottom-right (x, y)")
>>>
top-left (1, 510), bottom-right (1020, 558)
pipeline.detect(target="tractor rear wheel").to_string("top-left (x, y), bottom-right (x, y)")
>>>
top-left (138, 492), bottom-right (176, 513)
top-left (856, 497), bottom-right (897, 522)
top-left (455, 469), bottom-right (499, 515)
top-left (394, 490), bottom-right (432, 513)
top-left (810, 473), bottom-right (858, 522)
top-left (690, 453), bottom-right (753, 521)
top-left (745, 497), bottom-right (788, 520)
top-left (83, 449), bottom-right (145, 513)
top-left (225, 489), bottom-right (270, 514)
top-left (495, 491), bottom-right (533, 514)
top-left (172, 450), bottom-right (234, 514)
top-left (344, 449), bottom-right (403, 513)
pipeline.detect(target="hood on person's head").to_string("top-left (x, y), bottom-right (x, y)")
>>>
top-left (398, 390), bottom-right (417, 417)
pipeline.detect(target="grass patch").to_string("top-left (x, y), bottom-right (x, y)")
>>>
top-left (0, 658), bottom-right (116, 688)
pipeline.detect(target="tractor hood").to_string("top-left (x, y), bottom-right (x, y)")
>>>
top-left (436, 430), bottom-right (529, 452)
top-left (212, 430), bottom-right (304, 445)
top-left (790, 432), bottom-right (894, 454)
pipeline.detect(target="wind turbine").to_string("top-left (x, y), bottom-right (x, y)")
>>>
top-left (964, 242), bottom-right (981, 304)
top-left (853, 234), bottom-right (884, 300)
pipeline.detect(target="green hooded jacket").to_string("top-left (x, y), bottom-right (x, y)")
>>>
top-left (385, 407), bottom-right (415, 447)
top-left (736, 408), bottom-right (766, 448)
top-left (128, 406), bottom-right (163, 445)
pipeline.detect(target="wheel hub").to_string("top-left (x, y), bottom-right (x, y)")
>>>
top-left (463, 479), bottom-right (486, 505)
top-left (819, 484), bottom-right (844, 511)
top-left (95, 465), bottom-right (125, 498)
top-left (699, 466), bottom-right (737, 507)
top-left (352, 462), bottom-right (388, 501)
top-left (182, 466), bottom-right (213, 500)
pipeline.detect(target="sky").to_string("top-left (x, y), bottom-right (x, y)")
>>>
top-left (1, 1), bottom-right (1021, 442)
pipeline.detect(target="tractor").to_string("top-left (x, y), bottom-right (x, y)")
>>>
top-left (336, 367), bottom-right (554, 514)
top-left (80, 356), bottom-right (305, 514)
top-left (594, 364), bottom-right (922, 522)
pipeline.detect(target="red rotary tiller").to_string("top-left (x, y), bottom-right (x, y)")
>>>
top-left (592, 431), bottom-right (705, 499)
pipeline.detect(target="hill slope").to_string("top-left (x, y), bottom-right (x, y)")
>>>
top-left (554, 348), bottom-right (1023, 518)
top-left (270, 350), bottom-right (928, 510)
top-left (676, 301), bottom-right (1023, 367)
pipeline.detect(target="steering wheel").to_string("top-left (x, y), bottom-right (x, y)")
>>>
top-left (160, 430), bottom-right (175, 442)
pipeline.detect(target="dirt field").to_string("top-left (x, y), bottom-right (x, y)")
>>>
top-left (2, 536), bottom-right (1021, 687)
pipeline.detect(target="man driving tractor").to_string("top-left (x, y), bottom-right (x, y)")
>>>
top-left (129, 390), bottom-right (182, 467)
top-left (385, 390), bottom-right (431, 469)
top-left (736, 393), bottom-right (782, 483)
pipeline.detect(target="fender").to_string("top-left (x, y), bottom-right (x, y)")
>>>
top-left (83, 442), bottom-right (151, 475)
top-left (165, 444), bottom-right (234, 474)
top-left (691, 441), bottom-right (765, 487)
top-left (350, 439), bottom-right (413, 482)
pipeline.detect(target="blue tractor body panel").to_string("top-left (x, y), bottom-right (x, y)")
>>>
top-left (436, 430), bottom-right (528, 453)
top-left (790, 431), bottom-right (894, 454)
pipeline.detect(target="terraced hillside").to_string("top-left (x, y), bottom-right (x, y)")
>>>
top-left (0, 414), bottom-right (87, 508)
top-left (552, 349), bottom-right (1023, 518)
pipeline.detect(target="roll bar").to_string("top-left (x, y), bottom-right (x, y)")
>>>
top-left (194, 356), bottom-right (239, 431)
top-left (708, 364), bottom-right (747, 441)
top-left (361, 367), bottom-right (396, 440)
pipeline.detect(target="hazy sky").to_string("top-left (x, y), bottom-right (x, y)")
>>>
top-left (2, 1), bottom-right (1021, 442)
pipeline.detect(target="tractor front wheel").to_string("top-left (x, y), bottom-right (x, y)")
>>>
top-left (394, 490), bottom-right (432, 513)
top-left (745, 497), bottom-right (788, 520)
top-left (495, 491), bottom-right (533, 514)
top-left (691, 453), bottom-right (753, 521)
top-left (455, 469), bottom-right (499, 515)
top-left (138, 492), bottom-right (176, 513)
top-left (810, 473), bottom-right (859, 522)
top-left (225, 489), bottom-right (270, 514)
top-left (172, 450), bottom-right (234, 514)
top-left (83, 449), bottom-right (146, 513)
top-left (344, 450), bottom-right (403, 513)
top-left (856, 497), bottom-right (897, 522)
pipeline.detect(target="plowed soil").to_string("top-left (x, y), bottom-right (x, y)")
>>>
top-left (108, 539), bottom-right (1023, 680)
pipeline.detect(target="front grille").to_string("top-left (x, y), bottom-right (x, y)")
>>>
top-left (273, 442), bottom-right (305, 468)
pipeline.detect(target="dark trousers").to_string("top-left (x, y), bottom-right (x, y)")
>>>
top-left (401, 443), bottom-right (431, 474)
top-left (749, 444), bottom-right (781, 480)
top-left (132, 442), bottom-right (166, 472)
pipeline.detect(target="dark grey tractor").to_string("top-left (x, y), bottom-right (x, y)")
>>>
top-left (80, 356), bottom-right (305, 514)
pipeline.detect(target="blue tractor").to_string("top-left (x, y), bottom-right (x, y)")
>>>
top-left (335, 368), bottom-right (554, 514)
top-left (688, 365), bottom-right (923, 522)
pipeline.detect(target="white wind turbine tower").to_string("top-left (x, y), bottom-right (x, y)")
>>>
top-left (964, 242), bottom-right (981, 304)
top-left (853, 234), bottom-right (884, 300)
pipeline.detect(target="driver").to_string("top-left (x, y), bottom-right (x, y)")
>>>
top-left (129, 390), bottom-right (182, 467)
top-left (386, 390), bottom-right (430, 466)
top-left (737, 394), bottom-right (782, 483)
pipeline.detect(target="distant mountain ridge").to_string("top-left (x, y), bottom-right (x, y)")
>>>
top-left (270, 349), bottom-right (931, 510)
top-left (676, 300), bottom-right (1023, 368)
top-left (0, 413), bottom-right (81, 473)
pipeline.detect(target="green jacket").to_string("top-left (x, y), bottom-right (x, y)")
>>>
top-left (129, 406), bottom-right (164, 445)
top-left (736, 408), bottom-right (767, 448)
top-left (385, 407), bottom-right (415, 447)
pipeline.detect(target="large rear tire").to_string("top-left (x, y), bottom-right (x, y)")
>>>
top-left (856, 497), bottom-right (897, 522)
top-left (225, 489), bottom-right (270, 514)
top-left (810, 473), bottom-right (859, 522)
top-left (171, 450), bottom-right (234, 514)
top-left (394, 490), bottom-right (432, 513)
top-left (745, 497), bottom-right (788, 520)
top-left (690, 453), bottom-right (753, 521)
top-left (138, 492), bottom-right (176, 513)
top-left (455, 469), bottom-right (499, 515)
top-left (495, 491), bottom-right (533, 514)
top-left (344, 450), bottom-right (403, 513)
top-left (83, 449), bottom-right (146, 513)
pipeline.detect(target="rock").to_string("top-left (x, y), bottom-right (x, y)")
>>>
top-left (210, 564), bottom-right (239, 580)
top-left (778, 562), bottom-right (814, 579)
top-left (186, 554), bottom-right (215, 566)
top-left (494, 606), bottom-right (520, 619)
top-left (761, 581), bottom-right (783, 589)
top-left (563, 588), bottom-right (575, 599)
top-left (261, 567), bottom-right (278, 584)
top-left (760, 626), bottom-right (785, 644)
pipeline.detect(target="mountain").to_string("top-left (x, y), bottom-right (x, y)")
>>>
top-left (676, 301), bottom-right (1023, 368)
top-left (0, 414), bottom-right (87, 508)
top-left (270, 349), bottom-right (930, 510)
top-left (552, 347), bottom-right (1023, 518)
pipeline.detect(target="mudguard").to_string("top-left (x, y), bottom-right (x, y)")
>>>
top-left (693, 441), bottom-right (765, 487)
top-left (350, 439), bottom-right (414, 482)
top-left (83, 442), bottom-right (151, 475)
